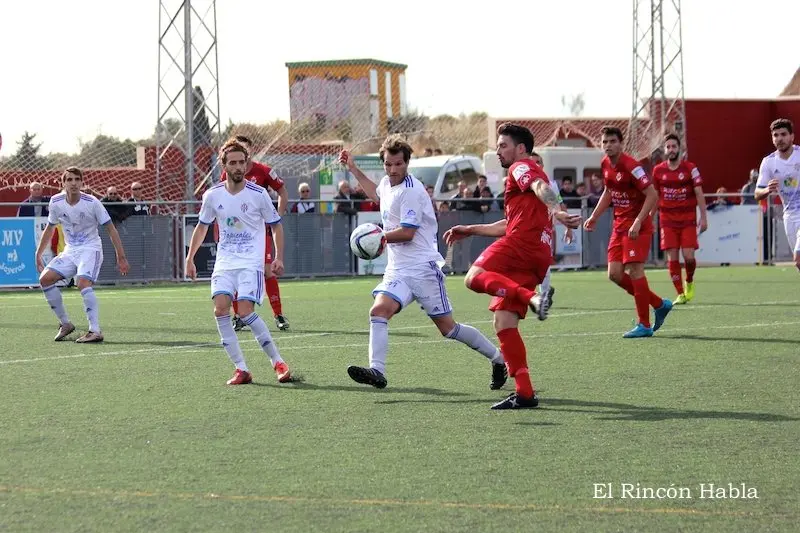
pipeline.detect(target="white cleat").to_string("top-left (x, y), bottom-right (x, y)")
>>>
top-left (530, 294), bottom-right (549, 321)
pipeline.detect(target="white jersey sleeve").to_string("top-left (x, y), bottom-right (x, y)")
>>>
top-left (93, 198), bottom-right (112, 225)
top-left (399, 189), bottom-right (425, 228)
top-left (47, 198), bottom-right (60, 225)
top-left (198, 189), bottom-right (217, 225)
top-left (757, 157), bottom-right (772, 189)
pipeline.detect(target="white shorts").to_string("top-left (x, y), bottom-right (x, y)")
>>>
top-left (211, 269), bottom-right (265, 305)
top-left (46, 247), bottom-right (103, 282)
top-left (373, 262), bottom-right (452, 317)
top-left (783, 215), bottom-right (800, 253)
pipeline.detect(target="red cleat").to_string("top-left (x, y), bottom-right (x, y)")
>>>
top-left (226, 369), bottom-right (252, 385)
top-left (274, 362), bottom-right (292, 383)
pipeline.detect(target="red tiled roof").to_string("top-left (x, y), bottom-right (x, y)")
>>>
top-left (780, 67), bottom-right (800, 96)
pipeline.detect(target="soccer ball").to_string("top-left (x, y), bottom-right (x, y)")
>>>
top-left (350, 223), bottom-right (386, 260)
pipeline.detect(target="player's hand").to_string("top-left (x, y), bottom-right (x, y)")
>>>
top-left (117, 256), bottom-right (130, 276)
top-left (271, 260), bottom-right (285, 277)
top-left (185, 258), bottom-right (197, 280)
top-left (555, 211), bottom-right (582, 229)
top-left (698, 217), bottom-right (708, 234)
top-left (628, 219), bottom-right (642, 239)
top-left (443, 225), bottom-right (471, 245)
top-left (564, 227), bottom-right (574, 244)
top-left (767, 179), bottom-right (780, 193)
top-left (36, 254), bottom-right (45, 273)
top-left (583, 216), bottom-right (597, 232)
top-left (338, 150), bottom-right (356, 171)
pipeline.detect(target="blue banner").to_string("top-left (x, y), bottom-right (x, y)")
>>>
top-left (0, 217), bottom-right (39, 287)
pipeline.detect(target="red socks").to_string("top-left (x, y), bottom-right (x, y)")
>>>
top-left (685, 259), bottom-right (696, 283)
top-left (618, 273), bottom-right (663, 309)
top-left (266, 275), bottom-right (282, 316)
top-left (469, 271), bottom-right (535, 306)
top-left (232, 298), bottom-right (239, 317)
top-left (631, 277), bottom-right (656, 327)
top-left (668, 260), bottom-right (683, 294)
top-left (497, 328), bottom-right (535, 399)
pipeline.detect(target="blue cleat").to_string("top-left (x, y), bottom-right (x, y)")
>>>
top-left (623, 323), bottom-right (654, 338)
top-left (652, 299), bottom-right (673, 332)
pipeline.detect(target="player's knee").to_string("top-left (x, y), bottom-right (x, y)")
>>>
top-left (608, 270), bottom-right (623, 284)
top-left (76, 278), bottom-right (93, 291)
top-left (434, 316), bottom-right (456, 336)
top-left (463, 267), bottom-right (481, 289)
top-left (369, 304), bottom-right (394, 320)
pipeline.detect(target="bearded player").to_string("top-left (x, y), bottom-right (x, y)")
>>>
top-left (584, 126), bottom-right (672, 338)
top-left (652, 133), bottom-right (708, 303)
top-left (444, 123), bottom-right (582, 409)
top-left (218, 135), bottom-right (290, 332)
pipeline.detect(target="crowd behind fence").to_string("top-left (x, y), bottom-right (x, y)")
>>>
top-left (0, 193), bottom-right (794, 288)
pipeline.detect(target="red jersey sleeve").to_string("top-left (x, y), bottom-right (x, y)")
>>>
top-left (509, 161), bottom-right (546, 191)
top-left (621, 154), bottom-right (652, 191)
top-left (251, 162), bottom-right (284, 191)
top-left (686, 161), bottom-right (702, 187)
top-left (652, 163), bottom-right (665, 191)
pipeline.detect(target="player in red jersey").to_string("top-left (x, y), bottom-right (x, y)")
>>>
top-left (584, 126), bottom-right (673, 338)
top-left (444, 123), bottom-right (582, 410)
top-left (218, 135), bottom-right (291, 331)
top-left (652, 133), bottom-right (708, 304)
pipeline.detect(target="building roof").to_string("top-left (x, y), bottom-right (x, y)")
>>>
top-left (285, 59), bottom-right (407, 70)
top-left (780, 67), bottom-right (800, 96)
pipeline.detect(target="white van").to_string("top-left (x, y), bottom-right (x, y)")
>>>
top-left (483, 146), bottom-right (603, 188)
top-left (407, 155), bottom-right (483, 200)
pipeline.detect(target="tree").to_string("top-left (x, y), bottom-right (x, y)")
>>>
top-left (3, 132), bottom-right (50, 170)
top-left (75, 134), bottom-right (138, 167)
top-left (561, 93), bottom-right (586, 117)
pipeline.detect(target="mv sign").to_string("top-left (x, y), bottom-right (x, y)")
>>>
top-left (0, 217), bottom-right (39, 287)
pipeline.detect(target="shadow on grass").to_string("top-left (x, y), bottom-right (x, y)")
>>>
top-left (253, 380), bottom-right (470, 397)
top-left (660, 334), bottom-right (800, 345)
top-left (542, 398), bottom-right (800, 422)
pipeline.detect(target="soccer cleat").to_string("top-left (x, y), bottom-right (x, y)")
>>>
top-left (274, 361), bottom-right (292, 383)
top-left (684, 281), bottom-right (695, 302)
top-left (529, 293), bottom-right (549, 321)
top-left (232, 315), bottom-right (247, 332)
top-left (275, 314), bottom-right (290, 331)
top-left (490, 392), bottom-right (540, 410)
top-left (673, 293), bottom-right (689, 305)
top-left (623, 323), bottom-right (654, 338)
top-left (546, 286), bottom-right (556, 309)
top-left (75, 331), bottom-right (104, 343)
top-left (226, 369), bottom-right (252, 385)
top-left (347, 365), bottom-right (388, 389)
top-left (652, 299), bottom-right (673, 332)
top-left (54, 322), bottom-right (76, 342)
top-left (490, 363), bottom-right (508, 390)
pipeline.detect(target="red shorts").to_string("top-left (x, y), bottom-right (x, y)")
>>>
top-left (265, 227), bottom-right (274, 263)
top-left (608, 231), bottom-right (652, 264)
top-left (660, 225), bottom-right (698, 251)
top-left (473, 238), bottom-right (550, 319)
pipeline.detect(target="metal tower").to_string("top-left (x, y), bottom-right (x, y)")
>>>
top-left (157, 0), bottom-right (221, 212)
top-left (630, 0), bottom-right (687, 159)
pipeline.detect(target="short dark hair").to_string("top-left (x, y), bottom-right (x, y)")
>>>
top-left (62, 166), bottom-right (83, 180)
top-left (562, 176), bottom-right (573, 183)
top-left (234, 135), bottom-right (253, 146)
top-left (601, 126), bottom-right (624, 141)
top-left (220, 139), bottom-right (249, 163)
top-left (770, 118), bottom-right (794, 134)
top-left (497, 122), bottom-right (534, 154)
top-left (531, 151), bottom-right (540, 158)
top-left (379, 134), bottom-right (414, 163)
top-left (664, 133), bottom-right (681, 146)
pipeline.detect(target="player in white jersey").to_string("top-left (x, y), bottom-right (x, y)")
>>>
top-left (528, 151), bottom-right (573, 315)
top-left (185, 140), bottom-right (293, 385)
top-left (338, 135), bottom-right (508, 390)
top-left (35, 167), bottom-right (130, 343)
top-left (755, 118), bottom-right (800, 272)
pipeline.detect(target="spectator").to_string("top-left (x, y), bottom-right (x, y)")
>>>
top-left (740, 169), bottom-right (759, 205)
top-left (425, 185), bottom-right (438, 217)
top-left (438, 201), bottom-right (451, 213)
top-left (129, 182), bottom-right (151, 215)
top-left (353, 183), bottom-right (379, 211)
top-left (472, 175), bottom-right (490, 198)
top-left (433, 148), bottom-right (443, 156)
top-left (574, 182), bottom-right (588, 208)
top-left (709, 187), bottom-right (733, 211)
top-left (334, 180), bottom-right (358, 215)
top-left (479, 187), bottom-right (497, 213)
top-left (291, 182), bottom-right (315, 214)
top-left (101, 186), bottom-right (133, 223)
top-left (560, 176), bottom-right (581, 208)
top-left (16, 182), bottom-right (50, 217)
top-left (450, 180), bottom-right (473, 211)
top-left (422, 148), bottom-right (433, 157)
top-left (588, 173), bottom-right (604, 207)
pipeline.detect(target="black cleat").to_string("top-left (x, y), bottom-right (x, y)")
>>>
top-left (347, 365), bottom-right (387, 389)
top-left (232, 315), bottom-right (247, 332)
top-left (275, 314), bottom-right (290, 331)
top-left (546, 286), bottom-right (555, 309)
top-left (490, 363), bottom-right (508, 390)
top-left (490, 392), bottom-right (540, 410)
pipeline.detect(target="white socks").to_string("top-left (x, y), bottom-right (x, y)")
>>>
top-left (241, 312), bottom-right (283, 366)
top-left (368, 317), bottom-right (389, 374)
top-left (216, 315), bottom-right (248, 371)
top-left (42, 285), bottom-right (70, 325)
top-left (446, 323), bottom-right (503, 364)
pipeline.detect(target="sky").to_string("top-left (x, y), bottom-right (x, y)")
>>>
top-left (1, 0), bottom-right (798, 155)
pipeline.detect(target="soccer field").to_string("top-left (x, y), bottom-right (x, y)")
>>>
top-left (1, 266), bottom-right (798, 532)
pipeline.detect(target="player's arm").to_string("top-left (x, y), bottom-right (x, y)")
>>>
top-left (35, 223), bottom-right (57, 272)
top-left (103, 221), bottom-right (130, 275)
top-left (185, 194), bottom-right (215, 279)
top-left (265, 168), bottom-right (290, 216)
top-left (584, 188), bottom-right (612, 231)
top-left (443, 219), bottom-right (507, 245)
top-left (269, 221), bottom-right (285, 276)
top-left (385, 192), bottom-right (424, 243)
top-left (276, 185), bottom-right (289, 216)
top-left (754, 159), bottom-right (777, 201)
top-left (338, 150), bottom-right (378, 202)
top-left (691, 166), bottom-right (708, 232)
top-left (628, 184), bottom-right (658, 239)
